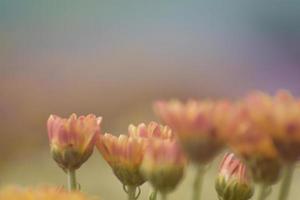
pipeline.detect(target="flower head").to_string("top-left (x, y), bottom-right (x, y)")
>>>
top-left (140, 139), bottom-right (187, 193)
top-left (226, 94), bottom-right (282, 184)
top-left (97, 133), bottom-right (146, 186)
top-left (47, 114), bottom-right (102, 170)
top-left (215, 153), bottom-right (254, 200)
top-left (0, 186), bottom-right (94, 200)
top-left (128, 121), bottom-right (173, 140)
top-left (154, 99), bottom-right (231, 163)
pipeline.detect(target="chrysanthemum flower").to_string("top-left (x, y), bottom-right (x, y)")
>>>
top-left (0, 186), bottom-right (94, 200)
top-left (215, 153), bottom-right (254, 200)
top-left (96, 133), bottom-right (146, 187)
top-left (47, 113), bottom-right (102, 170)
top-left (154, 99), bottom-right (231, 164)
top-left (128, 121), bottom-right (173, 140)
top-left (227, 97), bottom-right (282, 184)
top-left (238, 90), bottom-right (300, 163)
top-left (140, 139), bottom-right (187, 194)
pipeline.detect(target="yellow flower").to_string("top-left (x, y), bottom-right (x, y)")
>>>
top-left (97, 133), bottom-right (146, 187)
top-left (154, 99), bottom-right (231, 164)
top-left (0, 186), bottom-right (95, 200)
top-left (47, 113), bottom-right (102, 170)
top-left (140, 139), bottom-right (187, 193)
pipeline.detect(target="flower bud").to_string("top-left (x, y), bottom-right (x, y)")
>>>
top-left (140, 139), bottom-right (187, 193)
top-left (215, 153), bottom-right (254, 200)
top-left (47, 114), bottom-right (102, 170)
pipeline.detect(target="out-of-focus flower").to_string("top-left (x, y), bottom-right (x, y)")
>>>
top-left (154, 99), bottom-right (231, 163)
top-left (0, 186), bottom-right (95, 200)
top-left (227, 95), bottom-right (282, 184)
top-left (128, 121), bottom-right (173, 140)
top-left (215, 153), bottom-right (254, 200)
top-left (47, 114), bottom-right (102, 170)
top-left (271, 90), bottom-right (300, 163)
top-left (96, 133), bottom-right (146, 187)
top-left (140, 139), bottom-right (187, 193)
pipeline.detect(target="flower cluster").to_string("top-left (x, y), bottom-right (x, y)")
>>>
top-left (43, 89), bottom-right (300, 200)
top-left (97, 122), bottom-right (186, 198)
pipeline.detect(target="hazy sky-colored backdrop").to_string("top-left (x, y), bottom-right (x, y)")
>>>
top-left (1, 1), bottom-right (300, 199)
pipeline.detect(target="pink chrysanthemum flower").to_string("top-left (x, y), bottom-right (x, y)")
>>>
top-left (96, 133), bottom-right (147, 187)
top-left (47, 113), bottom-right (102, 170)
top-left (154, 99), bottom-right (231, 163)
top-left (215, 153), bottom-right (254, 200)
top-left (140, 139), bottom-right (187, 194)
top-left (226, 95), bottom-right (282, 184)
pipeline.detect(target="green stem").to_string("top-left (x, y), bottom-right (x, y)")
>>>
top-left (127, 186), bottom-right (137, 200)
top-left (149, 189), bottom-right (158, 200)
top-left (193, 165), bottom-right (205, 200)
top-left (278, 164), bottom-right (295, 200)
top-left (257, 183), bottom-right (268, 200)
top-left (67, 169), bottom-right (77, 191)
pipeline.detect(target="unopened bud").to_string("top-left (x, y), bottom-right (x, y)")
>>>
top-left (215, 153), bottom-right (254, 200)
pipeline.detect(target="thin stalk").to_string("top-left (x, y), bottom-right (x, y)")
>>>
top-left (127, 186), bottom-right (137, 200)
top-left (278, 164), bottom-right (295, 200)
top-left (67, 169), bottom-right (77, 191)
top-left (193, 165), bottom-right (205, 200)
top-left (257, 183), bottom-right (268, 200)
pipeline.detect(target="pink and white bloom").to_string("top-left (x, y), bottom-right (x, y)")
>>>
top-left (47, 113), bottom-right (102, 170)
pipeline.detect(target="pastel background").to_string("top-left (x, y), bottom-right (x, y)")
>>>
top-left (1, 1), bottom-right (300, 199)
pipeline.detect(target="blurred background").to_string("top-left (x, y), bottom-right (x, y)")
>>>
top-left (1, 1), bottom-right (300, 199)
